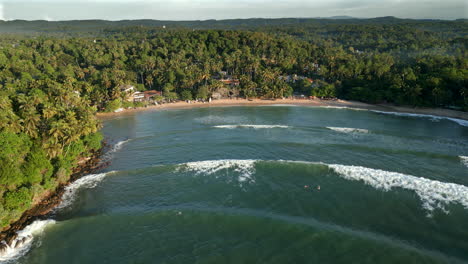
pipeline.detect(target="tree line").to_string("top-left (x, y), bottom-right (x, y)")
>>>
top-left (0, 19), bottom-right (466, 228)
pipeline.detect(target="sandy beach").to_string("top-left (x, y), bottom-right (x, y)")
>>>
top-left (96, 98), bottom-right (468, 121)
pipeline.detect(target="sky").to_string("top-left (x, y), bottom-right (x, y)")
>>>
top-left (0, 0), bottom-right (466, 21)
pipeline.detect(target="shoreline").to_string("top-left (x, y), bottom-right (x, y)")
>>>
top-left (96, 98), bottom-right (468, 121)
top-left (0, 146), bottom-right (108, 249)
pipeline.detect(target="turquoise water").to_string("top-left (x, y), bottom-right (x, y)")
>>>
top-left (14, 106), bottom-right (468, 263)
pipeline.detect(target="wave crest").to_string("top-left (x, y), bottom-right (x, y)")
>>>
top-left (113, 139), bottom-right (131, 151)
top-left (180, 159), bottom-right (257, 183)
top-left (321, 106), bottom-right (365, 110)
top-left (101, 139), bottom-right (131, 163)
top-left (327, 127), bottom-right (369, 134)
top-left (56, 172), bottom-right (114, 210)
top-left (329, 164), bottom-right (468, 214)
top-left (371, 110), bottom-right (468, 127)
top-left (177, 159), bottom-right (468, 214)
top-left (0, 220), bottom-right (55, 263)
top-left (213, 125), bottom-right (289, 129)
top-left (460, 156), bottom-right (468, 168)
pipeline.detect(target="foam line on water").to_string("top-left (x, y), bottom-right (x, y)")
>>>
top-left (326, 127), bottom-right (369, 134)
top-left (56, 171), bottom-right (114, 210)
top-left (299, 105), bottom-right (468, 127)
top-left (0, 220), bottom-right (55, 263)
top-left (303, 105), bottom-right (368, 111)
top-left (180, 159), bottom-right (257, 183)
top-left (101, 139), bottom-right (131, 163)
top-left (213, 124), bottom-right (289, 129)
top-left (460, 156), bottom-right (468, 168)
top-left (176, 159), bottom-right (468, 214)
top-left (328, 164), bottom-right (468, 214)
top-left (267, 104), bottom-right (299, 107)
top-left (371, 110), bottom-right (468, 127)
top-left (113, 139), bottom-right (131, 151)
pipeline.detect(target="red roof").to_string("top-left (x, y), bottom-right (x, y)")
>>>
top-left (220, 79), bottom-right (240, 85)
top-left (143, 90), bottom-right (162, 98)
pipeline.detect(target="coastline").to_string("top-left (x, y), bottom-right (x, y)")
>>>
top-left (0, 146), bottom-right (107, 249)
top-left (96, 98), bottom-right (468, 121)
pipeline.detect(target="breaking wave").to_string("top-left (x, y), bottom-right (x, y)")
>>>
top-left (269, 104), bottom-right (468, 127)
top-left (460, 156), bottom-right (468, 168)
top-left (113, 139), bottom-right (131, 151)
top-left (213, 125), bottom-right (290, 129)
top-left (327, 127), bottom-right (369, 134)
top-left (101, 139), bottom-right (131, 163)
top-left (328, 164), bottom-right (468, 214)
top-left (56, 172), bottom-right (114, 210)
top-left (371, 110), bottom-right (468, 127)
top-left (180, 160), bottom-right (257, 183)
top-left (319, 106), bottom-right (367, 111)
top-left (268, 104), bottom-right (299, 107)
top-left (176, 159), bottom-right (468, 214)
top-left (0, 220), bottom-right (55, 263)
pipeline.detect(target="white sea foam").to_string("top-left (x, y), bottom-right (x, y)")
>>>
top-left (101, 139), bottom-right (131, 162)
top-left (307, 106), bottom-right (468, 127)
top-left (460, 156), bottom-right (468, 168)
top-left (213, 124), bottom-right (289, 129)
top-left (371, 110), bottom-right (468, 127)
top-left (177, 159), bottom-right (468, 214)
top-left (268, 104), bottom-right (299, 107)
top-left (326, 127), bottom-right (369, 134)
top-left (182, 159), bottom-right (257, 183)
top-left (56, 172), bottom-right (114, 210)
top-left (112, 139), bottom-right (131, 152)
top-left (0, 220), bottom-right (55, 263)
top-left (313, 106), bottom-right (367, 111)
top-left (329, 164), bottom-right (468, 213)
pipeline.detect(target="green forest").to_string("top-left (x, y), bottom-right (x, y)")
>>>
top-left (0, 17), bottom-right (467, 229)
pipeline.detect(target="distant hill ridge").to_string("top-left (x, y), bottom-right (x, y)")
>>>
top-left (0, 16), bottom-right (460, 34)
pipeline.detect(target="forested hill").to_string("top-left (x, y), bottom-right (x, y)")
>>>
top-left (0, 18), bottom-right (466, 230)
top-left (0, 17), bottom-right (466, 35)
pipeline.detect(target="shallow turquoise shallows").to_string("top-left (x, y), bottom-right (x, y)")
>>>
top-left (17, 106), bottom-right (468, 264)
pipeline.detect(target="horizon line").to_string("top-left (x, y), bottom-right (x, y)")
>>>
top-left (0, 16), bottom-right (465, 23)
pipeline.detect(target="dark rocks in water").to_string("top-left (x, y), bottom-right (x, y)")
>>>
top-left (13, 238), bottom-right (22, 249)
top-left (14, 236), bottom-right (31, 249)
top-left (8, 239), bottom-right (17, 248)
top-left (6, 233), bottom-right (18, 249)
top-left (0, 235), bottom-right (34, 257)
top-left (5, 233), bottom-right (17, 246)
top-left (23, 236), bottom-right (32, 244)
top-left (10, 235), bottom-right (32, 249)
top-left (0, 243), bottom-right (8, 256)
top-left (0, 147), bottom-right (106, 248)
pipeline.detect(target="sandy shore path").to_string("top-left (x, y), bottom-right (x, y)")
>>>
top-left (96, 98), bottom-right (468, 121)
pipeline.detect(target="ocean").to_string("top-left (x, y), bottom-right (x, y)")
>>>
top-left (5, 105), bottom-right (468, 263)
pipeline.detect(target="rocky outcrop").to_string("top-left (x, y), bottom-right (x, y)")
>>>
top-left (0, 243), bottom-right (8, 256)
top-left (0, 145), bottom-right (108, 257)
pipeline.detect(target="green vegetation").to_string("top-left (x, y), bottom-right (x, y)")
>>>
top-left (2, 18), bottom-right (466, 108)
top-left (0, 17), bottom-right (466, 229)
top-left (0, 78), bottom-right (102, 228)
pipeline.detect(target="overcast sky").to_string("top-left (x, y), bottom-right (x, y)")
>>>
top-left (0, 0), bottom-right (466, 21)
